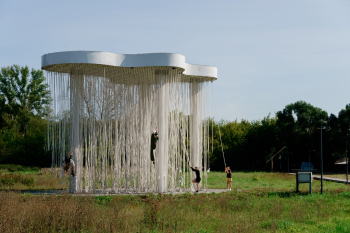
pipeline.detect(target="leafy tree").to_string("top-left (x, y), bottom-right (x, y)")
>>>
top-left (248, 116), bottom-right (279, 170)
top-left (0, 65), bottom-right (51, 134)
top-left (338, 104), bottom-right (350, 139)
top-left (277, 101), bottom-right (328, 135)
top-left (276, 101), bottom-right (328, 169)
top-left (327, 104), bottom-right (350, 164)
top-left (215, 119), bottom-right (251, 171)
top-left (208, 116), bottom-right (279, 171)
top-left (0, 116), bottom-right (51, 166)
top-left (326, 114), bottom-right (342, 158)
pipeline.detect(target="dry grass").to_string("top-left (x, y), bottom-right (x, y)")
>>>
top-left (2, 164), bottom-right (350, 232)
top-left (0, 167), bottom-right (72, 191)
top-left (0, 192), bottom-right (144, 233)
top-left (1, 191), bottom-right (350, 232)
top-left (1, 170), bottom-right (350, 232)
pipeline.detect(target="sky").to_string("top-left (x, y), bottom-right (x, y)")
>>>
top-left (1, 0), bottom-right (350, 122)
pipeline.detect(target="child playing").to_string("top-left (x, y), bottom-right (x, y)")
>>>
top-left (225, 166), bottom-right (232, 190)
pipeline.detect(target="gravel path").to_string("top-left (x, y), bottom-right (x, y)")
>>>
top-left (20, 189), bottom-right (232, 196)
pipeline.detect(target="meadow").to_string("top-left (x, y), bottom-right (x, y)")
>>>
top-left (1, 165), bottom-right (350, 232)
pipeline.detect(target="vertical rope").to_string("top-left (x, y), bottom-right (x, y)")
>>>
top-left (46, 65), bottom-right (214, 194)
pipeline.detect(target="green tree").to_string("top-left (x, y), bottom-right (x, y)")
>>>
top-left (208, 116), bottom-right (279, 171)
top-left (245, 116), bottom-right (279, 171)
top-left (329, 104), bottom-right (350, 162)
top-left (0, 65), bottom-right (51, 134)
top-left (276, 101), bottom-right (328, 169)
top-left (338, 104), bottom-right (350, 139)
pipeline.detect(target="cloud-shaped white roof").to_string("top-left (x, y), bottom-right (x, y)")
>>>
top-left (41, 51), bottom-right (217, 81)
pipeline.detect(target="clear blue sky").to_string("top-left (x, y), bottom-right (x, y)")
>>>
top-left (1, 0), bottom-right (350, 121)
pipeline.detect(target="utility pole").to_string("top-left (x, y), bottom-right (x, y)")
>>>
top-left (318, 125), bottom-right (325, 194)
top-left (346, 141), bottom-right (348, 184)
top-left (279, 156), bottom-right (282, 172)
top-left (288, 152), bottom-right (292, 173)
top-left (309, 150), bottom-right (315, 171)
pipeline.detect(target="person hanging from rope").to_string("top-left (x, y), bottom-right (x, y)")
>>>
top-left (150, 127), bottom-right (158, 164)
top-left (63, 152), bottom-right (76, 177)
top-left (190, 165), bottom-right (201, 192)
top-left (225, 166), bottom-right (232, 191)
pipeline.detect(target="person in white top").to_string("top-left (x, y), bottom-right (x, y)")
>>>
top-left (153, 127), bottom-right (158, 137)
top-left (63, 152), bottom-right (76, 176)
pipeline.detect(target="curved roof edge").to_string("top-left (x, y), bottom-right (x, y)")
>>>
top-left (41, 51), bottom-right (217, 79)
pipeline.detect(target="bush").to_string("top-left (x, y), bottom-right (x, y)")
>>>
top-left (0, 117), bottom-right (51, 168)
top-left (253, 174), bottom-right (261, 181)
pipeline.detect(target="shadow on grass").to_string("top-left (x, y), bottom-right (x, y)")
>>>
top-left (249, 190), bottom-right (313, 198)
top-left (267, 191), bottom-right (311, 198)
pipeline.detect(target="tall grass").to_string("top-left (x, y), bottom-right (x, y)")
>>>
top-left (1, 191), bottom-right (350, 232)
top-left (0, 173), bottom-right (35, 187)
top-left (2, 167), bottom-right (350, 232)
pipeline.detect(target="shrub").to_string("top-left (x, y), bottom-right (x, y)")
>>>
top-left (253, 174), bottom-right (261, 181)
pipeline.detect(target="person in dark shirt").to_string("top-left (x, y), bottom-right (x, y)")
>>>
top-left (225, 166), bottom-right (232, 190)
top-left (150, 127), bottom-right (159, 164)
top-left (190, 165), bottom-right (201, 192)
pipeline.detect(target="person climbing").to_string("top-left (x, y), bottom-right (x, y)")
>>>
top-left (190, 165), bottom-right (201, 192)
top-left (153, 126), bottom-right (158, 137)
top-left (63, 152), bottom-right (76, 177)
top-left (225, 166), bottom-right (232, 190)
top-left (150, 127), bottom-right (158, 164)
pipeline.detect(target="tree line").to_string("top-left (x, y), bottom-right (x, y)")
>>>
top-left (209, 101), bottom-right (350, 172)
top-left (1, 65), bottom-right (350, 171)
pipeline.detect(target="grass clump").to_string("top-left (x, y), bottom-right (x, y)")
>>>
top-left (253, 173), bottom-right (261, 181)
top-left (0, 173), bottom-right (35, 187)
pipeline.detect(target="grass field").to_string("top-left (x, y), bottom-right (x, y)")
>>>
top-left (1, 165), bottom-right (350, 232)
top-left (1, 164), bottom-right (348, 193)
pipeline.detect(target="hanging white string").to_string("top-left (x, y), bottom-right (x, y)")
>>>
top-left (46, 65), bottom-right (213, 194)
top-left (211, 83), bottom-right (227, 170)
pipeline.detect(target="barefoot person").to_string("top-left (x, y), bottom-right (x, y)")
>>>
top-left (225, 166), bottom-right (232, 190)
top-left (190, 165), bottom-right (201, 192)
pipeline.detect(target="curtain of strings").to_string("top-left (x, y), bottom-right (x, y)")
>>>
top-left (45, 65), bottom-right (212, 193)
